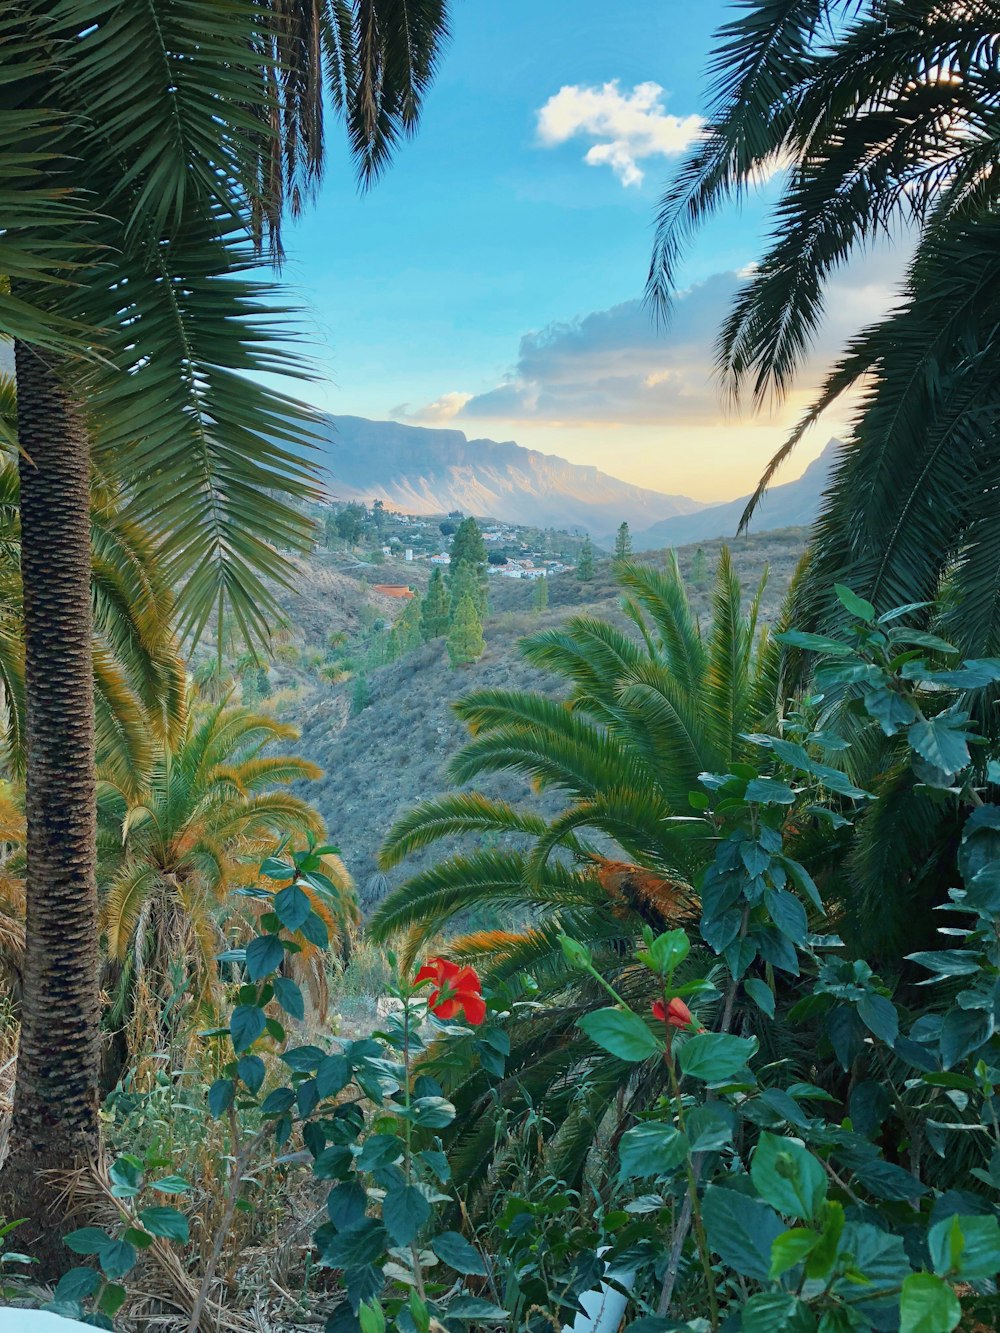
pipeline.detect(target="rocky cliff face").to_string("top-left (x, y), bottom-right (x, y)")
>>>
top-left (310, 414), bottom-right (705, 534)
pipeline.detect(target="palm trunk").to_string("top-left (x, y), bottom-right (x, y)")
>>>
top-left (0, 341), bottom-right (100, 1268)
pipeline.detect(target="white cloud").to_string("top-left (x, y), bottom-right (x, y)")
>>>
top-left (393, 391), bottom-right (472, 426)
top-left (536, 80), bottom-right (702, 187)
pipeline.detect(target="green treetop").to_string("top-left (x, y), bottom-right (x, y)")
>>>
top-left (532, 576), bottom-right (549, 615)
top-left (388, 594), bottom-right (424, 660)
top-left (421, 568), bottom-right (451, 641)
top-left (447, 593), bottom-right (485, 667)
top-left (614, 522), bottom-right (632, 560)
top-left (576, 537), bottom-right (594, 582)
top-left (450, 516), bottom-right (488, 568)
top-left (449, 553), bottom-right (488, 619)
top-left (691, 547), bottom-right (710, 590)
top-left (448, 517), bottom-right (488, 617)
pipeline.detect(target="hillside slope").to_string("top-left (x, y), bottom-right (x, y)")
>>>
top-left (311, 414), bottom-right (704, 534)
top-left (269, 529), bottom-right (809, 904)
top-left (623, 440), bottom-right (841, 550)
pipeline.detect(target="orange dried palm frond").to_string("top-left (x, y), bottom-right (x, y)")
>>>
top-left (589, 855), bottom-right (698, 927)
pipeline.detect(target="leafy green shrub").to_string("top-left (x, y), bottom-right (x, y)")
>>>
top-left (551, 585), bottom-right (1000, 1331)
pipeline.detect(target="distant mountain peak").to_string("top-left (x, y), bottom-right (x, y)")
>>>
top-left (311, 415), bottom-right (705, 535)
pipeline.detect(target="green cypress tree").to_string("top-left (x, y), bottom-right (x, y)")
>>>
top-left (389, 594), bottom-right (423, 658)
top-left (532, 575), bottom-right (548, 615)
top-left (448, 517), bottom-right (488, 617)
top-left (421, 568), bottom-right (450, 640)
top-left (691, 547), bottom-right (709, 590)
top-left (576, 537), bottom-right (594, 582)
top-left (614, 521), bottom-right (632, 560)
top-left (350, 672), bottom-right (370, 716)
top-left (449, 516), bottom-right (488, 568)
top-left (447, 592), bottom-right (485, 667)
top-left (449, 557), bottom-right (487, 619)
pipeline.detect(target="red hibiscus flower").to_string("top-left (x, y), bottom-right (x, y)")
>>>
top-left (652, 996), bottom-right (704, 1032)
top-left (414, 957), bottom-right (486, 1026)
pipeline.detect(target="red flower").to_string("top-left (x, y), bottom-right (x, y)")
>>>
top-left (414, 957), bottom-right (486, 1026)
top-left (652, 997), bottom-right (703, 1032)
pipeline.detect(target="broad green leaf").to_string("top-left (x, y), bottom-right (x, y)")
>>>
top-left (685, 1104), bottom-right (734, 1152)
top-left (138, 1206), bottom-right (189, 1244)
top-left (272, 975), bottom-right (305, 1021)
top-left (765, 887), bottom-right (809, 943)
top-left (431, 1231), bottom-right (488, 1276)
top-left (405, 1095), bottom-right (456, 1128)
top-left (745, 777), bottom-right (796, 805)
top-left (382, 1184), bottom-right (430, 1246)
top-left (769, 1228), bottom-right (820, 1279)
top-left (356, 1134), bottom-right (405, 1171)
top-left (359, 1300), bottom-right (386, 1333)
top-left (55, 1267), bottom-right (102, 1302)
top-left (64, 1228), bottom-right (113, 1256)
top-left (578, 1008), bottom-right (662, 1062)
top-left (618, 1122), bottom-right (686, 1178)
top-left (940, 1007), bottom-right (993, 1068)
top-left (645, 928), bottom-right (690, 975)
top-left (928, 1214), bottom-right (1000, 1280)
top-left (751, 1133), bottom-right (827, 1222)
top-left (208, 1077), bottom-right (235, 1118)
top-left (446, 1296), bottom-right (510, 1321)
top-left (908, 718), bottom-right (970, 779)
top-left (273, 881), bottom-right (311, 932)
top-left (151, 1175), bottom-right (190, 1195)
top-left (678, 1032), bottom-right (757, 1082)
top-left (316, 1053), bottom-right (352, 1098)
top-left (834, 585), bottom-right (875, 622)
top-left (701, 1185), bottom-right (782, 1283)
top-left (318, 1218), bottom-right (388, 1268)
top-left (744, 977), bottom-right (775, 1018)
top-left (806, 1200), bottom-right (845, 1279)
top-left (863, 686), bottom-right (918, 736)
top-left (230, 1004), bottom-right (266, 1053)
top-left (236, 1054), bottom-right (266, 1093)
top-left (899, 1273), bottom-right (961, 1333)
top-left (99, 1238), bottom-right (138, 1280)
top-left (857, 993), bottom-right (898, 1045)
top-left (245, 933), bottom-right (284, 981)
top-left (326, 1180), bottom-right (368, 1230)
top-left (774, 630), bottom-right (853, 656)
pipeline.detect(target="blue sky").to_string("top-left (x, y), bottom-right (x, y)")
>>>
top-left (275, 0), bottom-right (900, 501)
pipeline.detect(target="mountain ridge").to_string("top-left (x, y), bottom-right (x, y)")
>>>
top-left (310, 414), bottom-right (705, 536)
top-left (621, 439), bottom-right (842, 551)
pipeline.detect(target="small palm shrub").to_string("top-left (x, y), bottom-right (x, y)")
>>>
top-left (96, 687), bottom-right (355, 1069)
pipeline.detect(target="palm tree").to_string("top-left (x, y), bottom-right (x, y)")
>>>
top-left (370, 555), bottom-right (782, 1198)
top-left (1, 0), bottom-right (448, 1242)
top-left (96, 688), bottom-right (355, 1074)
top-left (646, 0), bottom-right (1000, 648)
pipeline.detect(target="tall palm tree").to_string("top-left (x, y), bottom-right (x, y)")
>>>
top-left (0, 390), bottom-right (186, 797)
top-left (1, 0), bottom-right (449, 1248)
top-left (370, 556), bottom-right (785, 1199)
top-left (96, 689), bottom-right (355, 1073)
top-left (646, 0), bottom-right (1000, 647)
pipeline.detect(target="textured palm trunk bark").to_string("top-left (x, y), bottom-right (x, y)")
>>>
top-left (0, 341), bottom-right (100, 1268)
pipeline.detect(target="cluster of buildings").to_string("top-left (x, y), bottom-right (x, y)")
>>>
top-left (488, 556), bottom-right (574, 580)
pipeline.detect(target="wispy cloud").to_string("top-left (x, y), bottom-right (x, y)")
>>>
top-left (536, 80), bottom-right (702, 187)
top-left (392, 391), bottom-right (472, 426)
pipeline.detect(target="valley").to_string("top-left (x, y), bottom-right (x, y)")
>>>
top-left (256, 524), bottom-right (810, 898)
